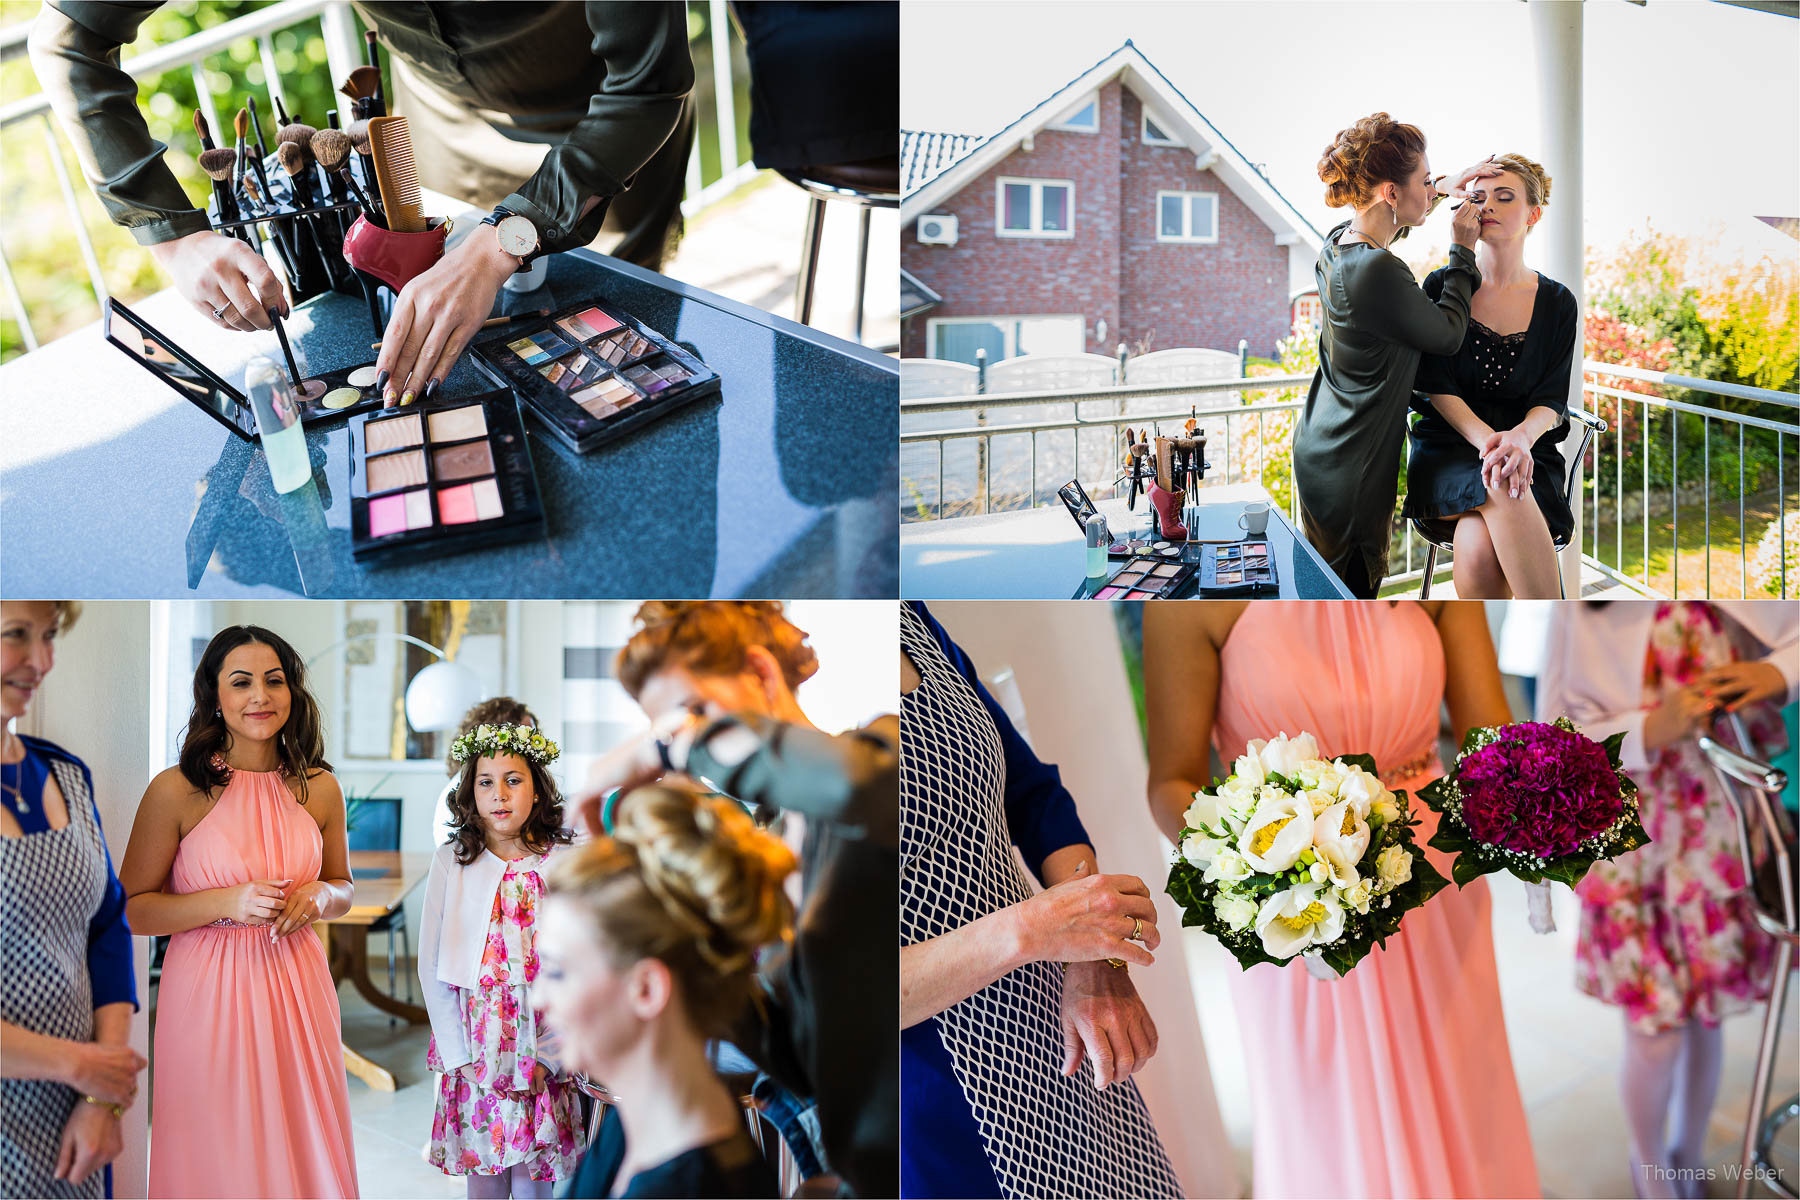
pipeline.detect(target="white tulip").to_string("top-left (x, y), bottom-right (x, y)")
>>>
top-left (1375, 845), bottom-right (1414, 893)
top-left (1236, 793), bottom-right (1314, 874)
top-left (1255, 882), bottom-right (1345, 959)
top-left (1203, 847), bottom-right (1254, 885)
top-left (1312, 800), bottom-right (1372, 888)
top-left (1213, 891), bottom-right (1258, 932)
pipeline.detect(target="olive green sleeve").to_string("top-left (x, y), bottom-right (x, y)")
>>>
top-left (497, 1), bottom-right (693, 255)
top-left (28, 1), bottom-right (212, 245)
top-left (1350, 243), bottom-right (1481, 357)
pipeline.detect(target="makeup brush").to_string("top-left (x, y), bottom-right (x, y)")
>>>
top-left (193, 108), bottom-right (214, 151)
top-left (365, 28), bottom-right (385, 115)
top-left (343, 119), bottom-right (382, 221)
top-left (273, 95), bottom-right (292, 127)
top-left (279, 140), bottom-right (340, 288)
top-left (266, 308), bottom-right (305, 390)
top-left (370, 309), bottom-right (550, 350)
top-left (231, 107), bottom-right (250, 197)
top-left (310, 128), bottom-right (379, 221)
top-left (338, 65), bottom-right (381, 119)
top-left (198, 146), bottom-right (254, 248)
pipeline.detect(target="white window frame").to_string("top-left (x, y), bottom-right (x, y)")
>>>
top-left (1141, 110), bottom-right (1181, 147)
top-left (926, 314), bottom-right (1086, 362)
top-left (1048, 96), bottom-right (1098, 133)
top-left (994, 177), bottom-right (1075, 240)
top-left (1155, 190), bottom-right (1219, 244)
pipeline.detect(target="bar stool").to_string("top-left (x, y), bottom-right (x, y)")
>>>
top-left (783, 156), bottom-right (899, 346)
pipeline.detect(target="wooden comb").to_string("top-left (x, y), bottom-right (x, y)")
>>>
top-left (366, 114), bottom-right (423, 232)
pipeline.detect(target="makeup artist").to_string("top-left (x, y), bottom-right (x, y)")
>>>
top-left (30, 1), bottom-right (694, 402)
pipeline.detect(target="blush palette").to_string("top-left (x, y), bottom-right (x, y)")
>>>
top-left (470, 300), bottom-right (720, 454)
top-left (1089, 554), bottom-right (1196, 600)
top-left (1197, 540), bottom-right (1279, 594)
top-left (349, 389), bottom-right (545, 564)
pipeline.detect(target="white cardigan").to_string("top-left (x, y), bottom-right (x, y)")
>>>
top-left (1538, 601), bottom-right (1798, 774)
top-left (417, 840), bottom-right (562, 1073)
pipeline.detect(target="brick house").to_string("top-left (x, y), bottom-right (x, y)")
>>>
top-left (901, 41), bottom-right (1321, 364)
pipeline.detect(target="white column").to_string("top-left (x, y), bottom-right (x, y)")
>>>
top-left (1532, 0), bottom-right (1587, 591)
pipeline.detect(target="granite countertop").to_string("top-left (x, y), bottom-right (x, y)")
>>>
top-left (0, 250), bottom-right (897, 598)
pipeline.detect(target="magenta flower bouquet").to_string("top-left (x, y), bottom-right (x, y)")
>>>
top-left (1417, 718), bottom-right (1648, 895)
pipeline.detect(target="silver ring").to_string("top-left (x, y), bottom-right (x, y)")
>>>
top-left (212, 304), bottom-right (229, 321)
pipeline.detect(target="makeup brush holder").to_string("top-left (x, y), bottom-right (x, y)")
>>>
top-left (342, 215), bottom-right (447, 296)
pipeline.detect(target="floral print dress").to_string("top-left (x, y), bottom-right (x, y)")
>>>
top-left (427, 851), bottom-right (584, 1180)
top-left (1575, 602), bottom-right (1785, 1034)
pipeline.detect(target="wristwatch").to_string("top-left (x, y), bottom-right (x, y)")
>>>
top-left (479, 206), bottom-right (542, 269)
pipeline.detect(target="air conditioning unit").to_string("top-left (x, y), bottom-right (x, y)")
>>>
top-left (916, 214), bottom-right (958, 246)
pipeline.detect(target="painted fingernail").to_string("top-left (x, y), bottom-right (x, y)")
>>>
top-left (375, 369), bottom-right (389, 392)
top-left (401, 389), bottom-right (415, 406)
top-left (383, 387), bottom-right (397, 408)
top-left (423, 379), bottom-right (439, 400)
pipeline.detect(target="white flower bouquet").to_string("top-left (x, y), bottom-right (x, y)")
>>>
top-left (1165, 732), bottom-right (1448, 977)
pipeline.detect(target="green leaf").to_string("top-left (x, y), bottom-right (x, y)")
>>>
top-left (1336, 753), bottom-right (1379, 776)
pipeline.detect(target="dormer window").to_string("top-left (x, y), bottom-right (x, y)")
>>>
top-left (1142, 111), bottom-right (1181, 146)
top-left (1049, 98), bottom-right (1098, 133)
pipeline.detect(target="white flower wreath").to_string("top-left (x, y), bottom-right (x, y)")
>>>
top-left (449, 722), bottom-right (560, 767)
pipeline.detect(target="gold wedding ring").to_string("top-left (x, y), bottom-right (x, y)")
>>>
top-left (1130, 917), bottom-right (1143, 942)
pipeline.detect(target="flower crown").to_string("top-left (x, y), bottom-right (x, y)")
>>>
top-left (449, 723), bottom-right (560, 768)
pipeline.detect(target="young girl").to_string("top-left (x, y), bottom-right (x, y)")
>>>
top-left (419, 722), bottom-right (583, 1198)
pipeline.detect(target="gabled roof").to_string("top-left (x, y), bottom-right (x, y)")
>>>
top-left (901, 40), bottom-right (1322, 252)
top-left (902, 131), bottom-right (989, 194)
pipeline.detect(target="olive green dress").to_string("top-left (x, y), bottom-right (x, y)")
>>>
top-left (1293, 221), bottom-right (1481, 596)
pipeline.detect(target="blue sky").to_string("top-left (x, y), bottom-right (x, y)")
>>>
top-left (901, 0), bottom-right (1800, 262)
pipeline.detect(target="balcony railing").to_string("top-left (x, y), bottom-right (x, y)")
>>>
top-left (899, 359), bottom-right (1800, 600)
top-left (0, 0), bottom-right (756, 353)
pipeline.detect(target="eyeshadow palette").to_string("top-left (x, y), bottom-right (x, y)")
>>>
top-left (1198, 540), bottom-right (1279, 594)
top-left (470, 300), bottom-right (720, 454)
top-left (1089, 554), bottom-right (1196, 600)
top-left (102, 298), bottom-right (387, 439)
top-left (349, 389), bottom-right (545, 564)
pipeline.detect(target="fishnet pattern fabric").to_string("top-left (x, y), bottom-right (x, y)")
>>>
top-left (900, 608), bottom-right (1182, 1200)
top-left (1, 752), bottom-right (106, 1199)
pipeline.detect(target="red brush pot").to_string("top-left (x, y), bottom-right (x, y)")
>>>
top-left (342, 215), bottom-right (447, 293)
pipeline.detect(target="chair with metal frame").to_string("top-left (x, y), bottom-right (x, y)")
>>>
top-left (1413, 406), bottom-right (1608, 598)
top-left (345, 794), bottom-right (413, 1021)
top-left (1697, 710), bottom-right (1796, 1200)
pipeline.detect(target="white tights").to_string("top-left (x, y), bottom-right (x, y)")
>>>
top-left (464, 1163), bottom-right (554, 1199)
top-left (1621, 1019), bottom-right (1725, 1199)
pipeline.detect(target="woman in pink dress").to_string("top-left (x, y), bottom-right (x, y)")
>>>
top-left (1144, 601), bottom-right (1540, 1199)
top-left (119, 625), bottom-right (358, 1198)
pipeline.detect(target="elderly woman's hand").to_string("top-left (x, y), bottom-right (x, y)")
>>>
top-left (1060, 959), bottom-right (1159, 1090)
top-left (62, 1040), bottom-right (145, 1107)
top-left (54, 1099), bottom-right (123, 1186)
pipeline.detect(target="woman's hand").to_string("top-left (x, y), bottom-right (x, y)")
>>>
top-left (149, 229), bottom-right (288, 333)
top-left (372, 228), bottom-right (517, 406)
top-left (220, 878), bottom-right (291, 926)
top-left (269, 880), bottom-right (328, 940)
top-left (1012, 861), bottom-right (1159, 968)
top-left (1449, 195), bottom-right (1483, 249)
top-left (1642, 684), bottom-right (1715, 751)
top-left (53, 1100), bottom-right (122, 1186)
top-left (572, 710), bottom-right (704, 837)
top-left (1060, 960), bottom-right (1159, 1090)
top-left (529, 1062), bottom-right (548, 1094)
top-left (61, 1041), bottom-right (145, 1108)
top-left (1446, 156), bottom-right (1502, 199)
top-left (1481, 427), bottom-right (1537, 497)
top-left (1696, 661), bottom-right (1788, 712)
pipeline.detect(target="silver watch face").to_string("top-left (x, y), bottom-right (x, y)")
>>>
top-left (494, 214), bottom-right (538, 258)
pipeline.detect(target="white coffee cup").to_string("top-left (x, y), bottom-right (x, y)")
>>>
top-left (1237, 502), bottom-right (1271, 536)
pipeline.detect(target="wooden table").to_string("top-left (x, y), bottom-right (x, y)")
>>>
top-left (319, 850), bottom-right (433, 1090)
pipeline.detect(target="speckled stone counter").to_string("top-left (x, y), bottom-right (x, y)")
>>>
top-left (0, 250), bottom-right (897, 598)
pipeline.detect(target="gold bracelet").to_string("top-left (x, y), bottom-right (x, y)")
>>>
top-left (82, 1095), bottom-right (124, 1118)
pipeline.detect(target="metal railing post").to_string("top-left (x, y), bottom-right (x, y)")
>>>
top-left (256, 34), bottom-right (288, 122)
top-left (40, 116), bottom-right (107, 305)
top-left (319, 4), bottom-right (364, 102)
top-left (0, 245), bottom-right (39, 353)
top-left (708, 0), bottom-right (738, 178)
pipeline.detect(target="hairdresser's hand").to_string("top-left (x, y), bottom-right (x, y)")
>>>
top-left (151, 229), bottom-right (288, 333)
top-left (573, 710), bottom-right (705, 837)
top-left (1011, 861), bottom-right (1159, 968)
top-left (1449, 193), bottom-right (1483, 249)
top-left (1696, 660), bottom-right (1788, 712)
top-left (1061, 959), bottom-right (1158, 1090)
top-left (268, 879), bottom-right (328, 940)
top-left (1643, 684), bottom-right (1715, 751)
top-left (374, 227), bottom-right (515, 407)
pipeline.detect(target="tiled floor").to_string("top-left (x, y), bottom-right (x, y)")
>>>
top-left (335, 973), bottom-right (465, 1200)
top-left (1185, 814), bottom-right (1799, 1199)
